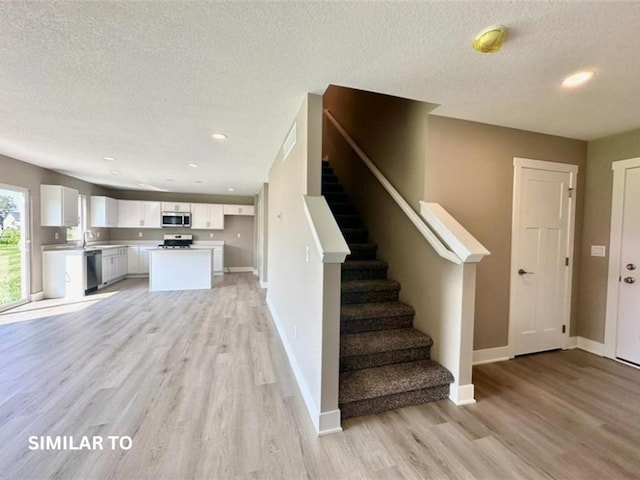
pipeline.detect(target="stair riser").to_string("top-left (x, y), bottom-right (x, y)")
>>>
top-left (340, 384), bottom-right (450, 419)
top-left (342, 230), bottom-right (368, 243)
top-left (324, 192), bottom-right (350, 204)
top-left (336, 215), bottom-right (362, 228)
top-left (346, 249), bottom-right (377, 261)
top-left (342, 267), bottom-right (388, 281)
top-left (341, 289), bottom-right (399, 305)
top-left (322, 183), bottom-right (343, 193)
top-left (340, 315), bottom-right (414, 334)
top-left (328, 203), bottom-right (358, 215)
top-left (340, 347), bottom-right (430, 372)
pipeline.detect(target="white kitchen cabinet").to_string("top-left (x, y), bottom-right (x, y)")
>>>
top-left (161, 202), bottom-right (191, 212)
top-left (117, 200), bottom-right (161, 228)
top-left (41, 185), bottom-right (79, 227)
top-left (127, 246), bottom-right (153, 274)
top-left (223, 204), bottom-right (255, 216)
top-left (100, 247), bottom-right (127, 285)
top-left (42, 250), bottom-right (85, 298)
top-left (90, 196), bottom-right (118, 227)
top-left (191, 203), bottom-right (224, 230)
top-left (213, 246), bottom-right (224, 275)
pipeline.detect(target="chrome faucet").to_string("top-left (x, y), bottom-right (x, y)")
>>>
top-left (82, 230), bottom-right (93, 248)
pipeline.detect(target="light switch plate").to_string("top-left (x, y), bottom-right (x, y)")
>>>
top-left (591, 245), bottom-right (606, 257)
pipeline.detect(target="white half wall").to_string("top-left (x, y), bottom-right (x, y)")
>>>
top-left (266, 94), bottom-right (342, 435)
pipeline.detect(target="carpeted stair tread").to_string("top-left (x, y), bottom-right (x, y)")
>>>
top-left (339, 360), bottom-right (454, 404)
top-left (342, 259), bottom-right (388, 270)
top-left (341, 301), bottom-right (415, 320)
top-left (341, 328), bottom-right (433, 358)
top-left (341, 279), bottom-right (400, 294)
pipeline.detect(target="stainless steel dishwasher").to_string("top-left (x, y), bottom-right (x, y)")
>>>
top-left (85, 249), bottom-right (102, 294)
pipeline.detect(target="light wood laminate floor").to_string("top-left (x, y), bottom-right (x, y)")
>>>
top-left (1, 274), bottom-right (639, 479)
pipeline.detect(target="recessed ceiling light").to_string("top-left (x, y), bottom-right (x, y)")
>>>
top-left (137, 183), bottom-right (146, 187)
top-left (166, 178), bottom-right (175, 182)
top-left (212, 133), bottom-right (227, 140)
top-left (110, 170), bottom-right (120, 175)
top-left (188, 163), bottom-right (199, 168)
top-left (194, 180), bottom-right (203, 184)
top-left (561, 71), bottom-right (595, 88)
top-left (227, 188), bottom-right (235, 192)
top-left (104, 156), bottom-right (116, 161)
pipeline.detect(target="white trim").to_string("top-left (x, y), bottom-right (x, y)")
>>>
top-left (317, 410), bottom-right (342, 436)
top-left (419, 202), bottom-right (490, 263)
top-left (472, 346), bottom-right (511, 365)
top-left (324, 109), bottom-right (461, 265)
top-left (449, 384), bottom-right (476, 406)
top-left (30, 291), bottom-right (45, 302)
top-left (565, 336), bottom-right (578, 349)
top-left (252, 268), bottom-right (258, 276)
top-left (302, 195), bottom-right (350, 264)
top-left (604, 157), bottom-right (640, 359)
top-left (266, 295), bottom-right (338, 436)
top-left (259, 280), bottom-right (268, 289)
top-left (577, 337), bottom-right (605, 356)
top-left (509, 158), bottom-right (578, 358)
top-left (227, 267), bottom-right (254, 273)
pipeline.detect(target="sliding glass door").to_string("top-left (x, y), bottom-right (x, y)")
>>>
top-left (0, 185), bottom-right (29, 311)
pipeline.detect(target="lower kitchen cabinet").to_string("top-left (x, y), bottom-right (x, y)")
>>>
top-left (101, 247), bottom-right (128, 285)
top-left (127, 246), bottom-right (154, 275)
top-left (42, 250), bottom-right (85, 299)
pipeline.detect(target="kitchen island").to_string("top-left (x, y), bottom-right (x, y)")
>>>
top-left (149, 248), bottom-right (212, 292)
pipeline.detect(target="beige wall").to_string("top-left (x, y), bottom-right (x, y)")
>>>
top-left (323, 85), bottom-right (436, 206)
top-left (578, 128), bottom-right (640, 342)
top-left (1, 154), bottom-right (112, 293)
top-left (109, 190), bottom-right (255, 268)
top-left (426, 116), bottom-right (587, 349)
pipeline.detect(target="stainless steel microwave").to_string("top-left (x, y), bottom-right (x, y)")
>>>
top-left (161, 212), bottom-right (191, 228)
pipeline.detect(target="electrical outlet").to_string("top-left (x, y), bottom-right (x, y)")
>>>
top-left (96, 232), bottom-right (101, 238)
top-left (209, 233), bottom-right (214, 238)
top-left (138, 232), bottom-right (143, 238)
top-left (54, 232), bottom-right (59, 240)
top-left (305, 246), bottom-right (310, 263)
top-left (237, 233), bottom-right (241, 238)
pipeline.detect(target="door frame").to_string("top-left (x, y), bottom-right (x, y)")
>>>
top-left (508, 158), bottom-right (578, 357)
top-left (604, 157), bottom-right (640, 360)
top-left (0, 183), bottom-right (31, 312)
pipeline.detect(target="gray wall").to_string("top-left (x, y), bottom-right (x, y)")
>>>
top-left (578, 128), bottom-right (640, 342)
top-left (0, 153), bottom-right (112, 293)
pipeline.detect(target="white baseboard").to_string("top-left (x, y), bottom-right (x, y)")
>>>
top-left (253, 268), bottom-right (258, 276)
top-left (449, 383), bottom-right (476, 406)
top-left (30, 291), bottom-right (44, 302)
top-left (565, 336), bottom-right (578, 349)
top-left (317, 409), bottom-right (342, 436)
top-left (266, 295), bottom-right (338, 436)
top-left (473, 346), bottom-right (511, 365)
top-left (260, 280), bottom-right (268, 289)
top-left (577, 336), bottom-right (605, 356)
top-left (227, 267), bottom-right (254, 273)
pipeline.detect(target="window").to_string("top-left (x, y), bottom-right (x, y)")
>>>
top-left (67, 195), bottom-right (87, 242)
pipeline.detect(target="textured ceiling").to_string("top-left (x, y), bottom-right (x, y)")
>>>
top-left (1, 1), bottom-right (639, 196)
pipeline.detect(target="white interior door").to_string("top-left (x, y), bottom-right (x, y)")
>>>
top-left (510, 158), bottom-right (577, 356)
top-left (615, 166), bottom-right (640, 365)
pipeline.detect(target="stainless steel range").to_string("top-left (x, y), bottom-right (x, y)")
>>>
top-left (158, 234), bottom-right (193, 248)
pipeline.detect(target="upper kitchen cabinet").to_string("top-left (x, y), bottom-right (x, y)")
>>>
top-left (223, 204), bottom-right (255, 216)
top-left (40, 185), bottom-right (79, 227)
top-left (191, 203), bottom-right (224, 230)
top-left (117, 200), bottom-right (161, 228)
top-left (161, 202), bottom-right (191, 212)
top-left (90, 196), bottom-right (118, 228)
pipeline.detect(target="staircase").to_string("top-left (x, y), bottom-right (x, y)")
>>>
top-left (322, 161), bottom-right (454, 419)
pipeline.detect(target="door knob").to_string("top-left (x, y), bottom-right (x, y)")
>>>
top-left (626, 263), bottom-right (636, 271)
top-left (623, 277), bottom-right (636, 284)
top-left (518, 269), bottom-right (534, 275)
